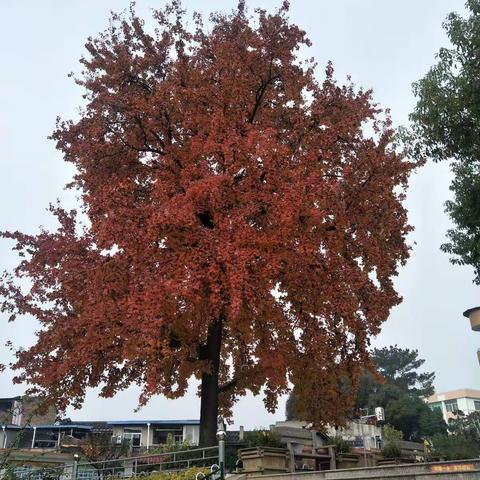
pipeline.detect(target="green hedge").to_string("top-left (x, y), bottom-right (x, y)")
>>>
top-left (146, 467), bottom-right (211, 480)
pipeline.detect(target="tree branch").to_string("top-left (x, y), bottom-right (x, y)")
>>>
top-left (219, 378), bottom-right (238, 393)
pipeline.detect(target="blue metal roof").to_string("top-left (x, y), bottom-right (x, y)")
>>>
top-left (1, 424), bottom-right (92, 430)
top-left (107, 419), bottom-right (200, 425)
top-left (32, 424), bottom-right (93, 430)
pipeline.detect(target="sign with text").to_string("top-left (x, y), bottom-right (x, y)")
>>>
top-left (430, 463), bottom-right (476, 472)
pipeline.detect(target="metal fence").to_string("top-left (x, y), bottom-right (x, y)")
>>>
top-left (1, 445), bottom-right (220, 480)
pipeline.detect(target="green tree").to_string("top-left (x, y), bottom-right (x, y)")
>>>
top-left (354, 345), bottom-right (435, 414)
top-left (285, 388), bottom-right (297, 421)
top-left (430, 433), bottom-right (480, 461)
top-left (429, 411), bottom-right (480, 460)
top-left (371, 346), bottom-right (435, 397)
top-left (386, 395), bottom-right (446, 441)
top-left (354, 346), bottom-right (445, 441)
top-left (448, 410), bottom-right (480, 440)
top-left (409, 0), bottom-right (480, 282)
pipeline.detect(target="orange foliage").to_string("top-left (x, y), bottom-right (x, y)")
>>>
top-left (1, 2), bottom-right (417, 429)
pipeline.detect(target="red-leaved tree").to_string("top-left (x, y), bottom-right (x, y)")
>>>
top-left (1, 2), bottom-right (417, 446)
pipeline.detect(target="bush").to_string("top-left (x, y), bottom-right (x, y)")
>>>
top-left (147, 467), bottom-right (211, 480)
top-left (382, 442), bottom-right (402, 459)
top-left (147, 434), bottom-right (192, 454)
top-left (244, 429), bottom-right (284, 448)
top-left (430, 433), bottom-right (480, 460)
top-left (330, 436), bottom-right (351, 454)
top-left (382, 424), bottom-right (403, 459)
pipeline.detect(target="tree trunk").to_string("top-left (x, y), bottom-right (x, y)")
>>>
top-left (199, 318), bottom-right (223, 447)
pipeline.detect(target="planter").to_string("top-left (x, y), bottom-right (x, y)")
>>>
top-left (376, 457), bottom-right (415, 466)
top-left (336, 453), bottom-right (360, 469)
top-left (239, 447), bottom-right (290, 476)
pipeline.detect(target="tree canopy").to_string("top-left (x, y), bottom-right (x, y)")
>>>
top-left (369, 345), bottom-right (435, 397)
top-left (355, 346), bottom-right (445, 441)
top-left (409, 0), bottom-right (480, 283)
top-left (385, 395), bottom-right (446, 442)
top-left (287, 344), bottom-right (442, 442)
top-left (430, 411), bottom-right (480, 460)
top-left (1, 1), bottom-right (416, 445)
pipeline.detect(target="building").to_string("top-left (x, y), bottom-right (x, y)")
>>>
top-left (0, 450), bottom-right (81, 479)
top-left (325, 421), bottom-right (383, 451)
top-left (109, 419), bottom-right (200, 450)
top-left (426, 389), bottom-right (480, 422)
top-left (0, 396), bottom-right (57, 426)
top-left (1, 423), bottom-right (93, 449)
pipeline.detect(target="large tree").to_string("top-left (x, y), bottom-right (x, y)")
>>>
top-left (385, 395), bottom-right (446, 442)
top-left (430, 411), bottom-right (480, 460)
top-left (409, 0), bottom-right (480, 282)
top-left (0, 2), bottom-right (416, 445)
top-left (357, 346), bottom-right (444, 441)
top-left (286, 345), bottom-right (443, 442)
top-left (370, 345), bottom-right (435, 398)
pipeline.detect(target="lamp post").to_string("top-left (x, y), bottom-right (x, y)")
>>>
top-left (72, 453), bottom-right (79, 480)
top-left (463, 306), bottom-right (480, 364)
top-left (216, 417), bottom-right (226, 480)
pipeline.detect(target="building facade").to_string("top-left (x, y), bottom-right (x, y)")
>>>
top-left (426, 389), bottom-right (480, 423)
top-left (109, 420), bottom-right (200, 450)
top-left (0, 396), bottom-right (57, 426)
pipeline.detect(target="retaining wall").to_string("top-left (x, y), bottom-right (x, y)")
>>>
top-left (234, 458), bottom-right (480, 479)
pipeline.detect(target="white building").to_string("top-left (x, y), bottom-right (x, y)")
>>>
top-left (425, 389), bottom-right (480, 423)
top-left (325, 421), bottom-right (383, 451)
top-left (109, 419), bottom-right (200, 450)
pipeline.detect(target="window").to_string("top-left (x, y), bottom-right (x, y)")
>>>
top-left (122, 428), bottom-right (142, 447)
top-left (445, 400), bottom-right (458, 412)
top-left (11, 401), bottom-right (23, 426)
top-left (474, 400), bottom-right (480, 411)
top-left (153, 427), bottom-right (183, 445)
top-left (429, 402), bottom-right (442, 412)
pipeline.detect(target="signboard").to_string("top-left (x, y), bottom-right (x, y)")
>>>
top-left (351, 438), bottom-right (364, 448)
top-left (430, 463), bottom-right (476, 472)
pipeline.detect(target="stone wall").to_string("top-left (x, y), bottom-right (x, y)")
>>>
top-left (243, 459), bottom-right (480, 479)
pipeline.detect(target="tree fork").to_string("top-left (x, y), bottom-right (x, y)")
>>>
top-left (199, 317), bottom-right (223, 447)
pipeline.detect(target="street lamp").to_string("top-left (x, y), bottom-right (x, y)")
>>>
top-left (216, 417), bottom-right (226, 480)
top-left (72, 453), bottom-right (80, 480)
top-left (463, 306), bottom-right (480, 331)
top-left (463, 307), bottom-right (480, 364)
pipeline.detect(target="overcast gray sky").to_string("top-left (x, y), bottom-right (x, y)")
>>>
top-left (0, 0), bottom-right (477, 428)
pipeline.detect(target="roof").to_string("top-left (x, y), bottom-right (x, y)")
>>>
top-left (1, 424), bottom-right (92, 430)
top-left (426, 389), bottom-right (480, 403)
top-left (0, 396), bottom-right (22, 403)
top-left (107, 419), bottom-right (200, 426)
top-left (34, 424), bottom-right (93, 430)
top-left (7, 449), bottom-right (79, 463)
top-left (69, 421), bottom-right (112, 432)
